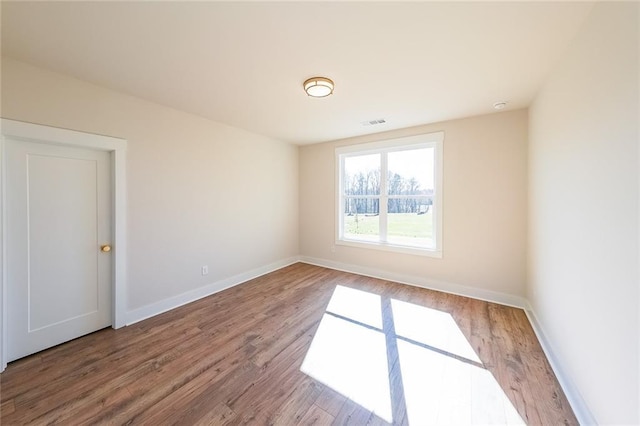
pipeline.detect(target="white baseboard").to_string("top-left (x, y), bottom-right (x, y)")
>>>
top-left (300, 256), bottom-right (595, 424)
top-left (524, 306), bottom-right (597, 425)
top-left (126, 255), bottom-right (528, 327)
top-left (298, 256), bottom-right (528, 309)
top-left (125, 256), bottom-right (300, 325)
top-left (122, 254), bottom-right (593, 425)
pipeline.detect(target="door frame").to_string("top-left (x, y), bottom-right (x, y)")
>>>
top-left (0, 119), bottom-right (127, 372)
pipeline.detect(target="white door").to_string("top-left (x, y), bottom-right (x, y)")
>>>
top-left (5, 138), bottom-right (112, 362)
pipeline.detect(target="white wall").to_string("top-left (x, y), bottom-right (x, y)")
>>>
top-left (299, 110), bottom-right (528, 303)
top-left (528, 2), bottom-right (639, 424)
top-left (1, 57), bottom-right (299, 315)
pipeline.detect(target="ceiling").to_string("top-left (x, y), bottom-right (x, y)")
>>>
top-left (1, 1), bottom-right (594, 145)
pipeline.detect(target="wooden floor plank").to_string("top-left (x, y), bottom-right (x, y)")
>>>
top-left (0, 398), bottom-right (15, 416)
top-left (314, 386), bottom-right (348, 418)
top-left (332, 398), bottom-right (373, 425)
top-left (192, 402), bottom-right (238, 426)
top-left (268, 376), bottom-right (325, 425)
top-left (0, 263), bottom-right (577, 425)
top-left (298, 404), bottom-right (335, 426)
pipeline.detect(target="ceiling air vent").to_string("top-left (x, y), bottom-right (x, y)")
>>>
top-left (361, 118), bottom-right (386, 126)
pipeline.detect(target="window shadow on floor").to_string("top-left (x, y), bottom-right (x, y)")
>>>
top-left (300, 284), bottom-right (526, 425)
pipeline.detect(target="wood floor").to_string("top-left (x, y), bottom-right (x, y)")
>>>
top-left (1, 263), bottom-right (577, 425)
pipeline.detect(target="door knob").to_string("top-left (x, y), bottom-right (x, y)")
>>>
top-left (100, 245), bottom-right (112, 253)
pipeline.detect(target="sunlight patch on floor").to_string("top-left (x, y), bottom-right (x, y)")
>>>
top-left (300, 285), bottom-right (525, 425)
top-left (398, 339), bottom-right (525, 425)
top-left (391, 298), bottom-right (481, 363)
top-left (300, 313), bottom-right (392, 422)
top-left (325, 285), bottom-right (383, 329)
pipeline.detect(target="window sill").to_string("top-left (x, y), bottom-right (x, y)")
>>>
top-left (336, 238), bottom-right (443, 258)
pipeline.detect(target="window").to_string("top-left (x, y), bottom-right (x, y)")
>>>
top-left (336, 132), bottom-right (443, 257)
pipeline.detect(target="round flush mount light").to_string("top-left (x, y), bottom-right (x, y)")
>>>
top-left (493, 101), bottom-right (508, 110)
top-left (304, 77), bottom-right (334, 98)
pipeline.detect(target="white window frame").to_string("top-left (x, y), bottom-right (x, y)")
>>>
top-left (335, 132), bottom-right (443, 258)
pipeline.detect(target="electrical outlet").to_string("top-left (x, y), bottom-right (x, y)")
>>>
top-left (201, 265), bottom-right (209, 276)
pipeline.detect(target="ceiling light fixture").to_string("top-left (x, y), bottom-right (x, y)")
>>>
top-left (493, 101), bottom-right (508, 110)
top-left (304, 77), bottom-right (334, 98)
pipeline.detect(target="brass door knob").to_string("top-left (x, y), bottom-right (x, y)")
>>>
top-left (100, 245), bottom-right (112, 253)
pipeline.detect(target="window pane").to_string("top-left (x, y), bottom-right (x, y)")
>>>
top-left (387, 148), bottom-right (434, 196)
top-left (336, 132), bottom-right (443, 257)
top-left (343, 198), bottom-right (380, 242)
top-left (387, 199), bottom-right (433, 248)
top-left (344, 154), bottom-right (381, 196)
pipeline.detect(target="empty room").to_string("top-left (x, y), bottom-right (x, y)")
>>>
top-left (0, 1), bottom-right (638, 425)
